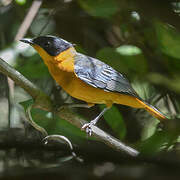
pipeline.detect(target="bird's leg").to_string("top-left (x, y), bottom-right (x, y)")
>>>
top-left (81, 107), bottom-right (110, 136)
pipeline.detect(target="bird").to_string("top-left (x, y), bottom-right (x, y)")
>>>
top-left (20, 35), bottom-right (168, 135)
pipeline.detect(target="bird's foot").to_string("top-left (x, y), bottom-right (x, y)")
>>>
top-left (81, 107), bottom-right (110, 136)
top-left (81, 119), bottom-right (97, 136)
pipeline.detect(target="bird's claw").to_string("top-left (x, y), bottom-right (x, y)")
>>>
top-left (81, 120), bottom-right (96, 136)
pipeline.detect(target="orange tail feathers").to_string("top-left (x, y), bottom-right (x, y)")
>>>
top-left (136, 99), bottom-right (168, 121)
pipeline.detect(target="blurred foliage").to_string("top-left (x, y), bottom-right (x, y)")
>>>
top-left (155, 22), bottom-right (180, 59)
top-left (78, 0), bottom-right (118, 18)
top-left (1, 0), bottom-right (180, 178)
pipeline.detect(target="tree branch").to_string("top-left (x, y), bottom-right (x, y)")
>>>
top-left (0, 57), bottom-right (139, 157)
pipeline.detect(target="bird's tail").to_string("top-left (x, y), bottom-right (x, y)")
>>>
top-left (136, 98), bottom-right (168, 121)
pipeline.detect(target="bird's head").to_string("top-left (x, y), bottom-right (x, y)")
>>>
top-left (20, 36), bottom-right (76, 64)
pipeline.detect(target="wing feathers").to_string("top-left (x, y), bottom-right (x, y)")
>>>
top-left (74, 53), bottom-right (139, 98)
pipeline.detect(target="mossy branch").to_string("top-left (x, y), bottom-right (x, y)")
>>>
top-left (0, 57), bottom-right (139, 157)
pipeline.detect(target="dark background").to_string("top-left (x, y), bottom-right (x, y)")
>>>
top-left (0, 0), bottom-right (180, 179)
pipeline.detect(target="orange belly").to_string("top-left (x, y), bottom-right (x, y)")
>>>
top-left (69, 76), bottom-right (144, 108)
top-left (47, 63), bottom-right (144, 108)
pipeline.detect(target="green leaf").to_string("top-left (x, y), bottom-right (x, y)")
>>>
top-left (137, 130), bottom-right (177, 155)
top-left (155, 22), bottom-right (180, 59)
top-left (15, 0), bottom-right (26, 5)
top-left (138, 131), bottom-right (169, 155)
top-left (48, 116), bottom-right (86, 139)
top-left (19, 102), bottom-right (89, 142)
top-left (19, 99), bottom-right (34, 111)
top-left (116, 45), bottom-right (142, 56)
top-left (20, 100), bottom-right (86, 141)
top-left (31, 108), bottom-right (87, 142)
top-left (78, 0), bottom-right (118, 18)
top-left (99, 105), bottom-right (126, 139)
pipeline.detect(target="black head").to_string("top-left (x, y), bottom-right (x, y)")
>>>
top-left (20, 36), bottom-right (73, 56)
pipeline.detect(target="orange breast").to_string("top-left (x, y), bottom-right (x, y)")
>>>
top-left (47, 61), bottom-right (144, 108)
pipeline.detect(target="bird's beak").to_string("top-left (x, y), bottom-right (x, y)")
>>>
top-left (20, 38), bottom-right (34, 45)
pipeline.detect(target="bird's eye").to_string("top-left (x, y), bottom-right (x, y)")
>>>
top-left (44, 41), bottom-right (51, 48)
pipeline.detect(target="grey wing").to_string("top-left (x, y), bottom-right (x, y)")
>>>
top-left (74, 53), bottom-right (139, 97)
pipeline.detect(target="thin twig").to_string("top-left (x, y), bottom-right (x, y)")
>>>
top-left (43, 135), bottom-right (83, 162)
top-left (14, 0), bottom-right (43, 41)
top-left (26, 105), bottom-right (48, 137)
top-left (0, 57), bottom-right (139, 157)
top-left (12, 0), bottom-right (42, 129)
top-left (6, 77), bottom-right (11, 128)
top-left (38, 8), bottom-right (56, 36)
